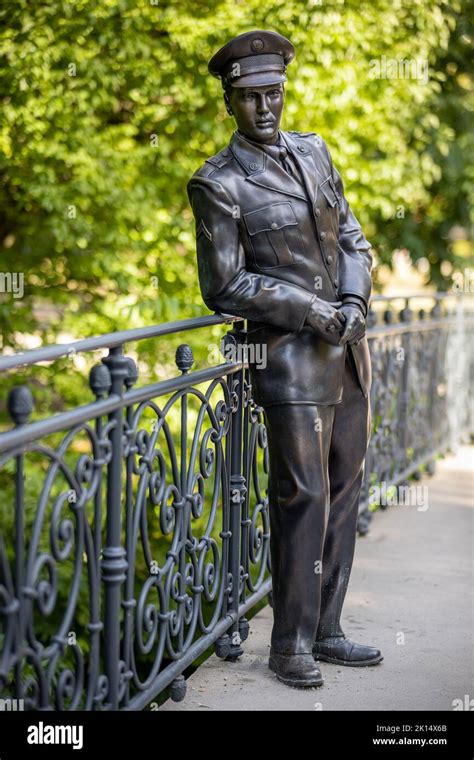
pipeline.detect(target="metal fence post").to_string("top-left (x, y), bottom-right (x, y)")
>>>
top-left (6, 386), bottom-right (33, 704)
top-left (225, 322), bottom-right (247, 661)
top-left (101, 346), bottom-right (129, 709)
top-left (398, 299), bottom-right (413, 476)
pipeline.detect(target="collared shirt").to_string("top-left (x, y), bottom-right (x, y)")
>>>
top-left (236, 130), bottom-right (304, 186)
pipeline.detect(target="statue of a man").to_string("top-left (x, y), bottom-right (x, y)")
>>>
top-left (187, 30), bottom-right (382, 688)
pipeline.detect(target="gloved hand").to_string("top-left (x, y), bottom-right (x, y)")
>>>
top-left (305, 298), bottom-right (346, 346)
top-left (338, 304), bottom-right (366, 346)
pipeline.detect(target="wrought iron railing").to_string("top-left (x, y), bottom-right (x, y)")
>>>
top-left (0, 294), bottom-right (472, 710)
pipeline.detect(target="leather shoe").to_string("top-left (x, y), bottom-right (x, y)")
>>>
top-left (268, 648), bottom-right (324, 688)
top-left (313, 635), bottom-right (383, 666)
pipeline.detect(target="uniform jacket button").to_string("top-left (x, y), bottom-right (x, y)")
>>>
top-left (297, 144), bottom-right (305, 152)
top-left (326, 255), bottom-right (333, 264)
top-left (315, 208), bottom-right (321, 217)
top-left (249, 162), bottom-right (258, 171)
top-left (271, 222), bottom-right (278, 230)
top-left (320, 231), bottom-right (326, 241)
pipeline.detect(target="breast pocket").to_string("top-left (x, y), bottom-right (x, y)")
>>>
top-left (243, 202), bottom-right (305, 269)
top-left (318, 176), bottom-right (341, 235)
top-left (318, 176), bottom-right (341, 208)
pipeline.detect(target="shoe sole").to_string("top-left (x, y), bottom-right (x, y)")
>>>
top-left (314, 653), bottom-right (383, 667)
top-left (268, 656), bottom-right (324, 688)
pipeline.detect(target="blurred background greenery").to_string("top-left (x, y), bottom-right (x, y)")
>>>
top-left (1, 0), bottom-right (472, 360)
top-left (0, 0), bottom-right (472, 706)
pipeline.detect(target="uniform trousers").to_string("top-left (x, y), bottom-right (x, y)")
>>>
top-left (263, 350), bottom-right (371, 655)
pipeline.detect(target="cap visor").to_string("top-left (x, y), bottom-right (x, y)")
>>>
top-left (230, 71), bottom-right (287, 88)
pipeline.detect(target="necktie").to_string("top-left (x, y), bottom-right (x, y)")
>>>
top-left (277, 145), bottom-right (294, 176)
top-left (263, 142), bottom-right (294, 176)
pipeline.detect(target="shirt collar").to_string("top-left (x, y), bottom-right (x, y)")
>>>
top-left (236, 129), bottom-right (284, 151)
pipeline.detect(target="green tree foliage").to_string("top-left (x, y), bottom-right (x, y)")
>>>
top-left (0, 0), bottom-right (472, 352)
top-left (0, 2), bottom-right (471, 697)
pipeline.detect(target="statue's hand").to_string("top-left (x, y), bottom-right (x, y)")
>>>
top-left (338, 304), bottom-right (366, 346)
top-left (305, 298), bottom-right (345, 345)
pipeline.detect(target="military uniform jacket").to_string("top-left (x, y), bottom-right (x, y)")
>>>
top-left (187, 129), bottom-right (373, 407)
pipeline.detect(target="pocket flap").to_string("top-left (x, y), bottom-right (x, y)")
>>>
top-left (243, 202), bottom-right (298, 236)
top-left (318, 176), bottom-right (340, 208)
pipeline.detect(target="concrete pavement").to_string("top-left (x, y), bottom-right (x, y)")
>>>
top-left (161, 446), bottom-right (473, 711)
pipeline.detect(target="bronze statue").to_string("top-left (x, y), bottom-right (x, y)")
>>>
top-left (187, 30), bottom-right (382, 688)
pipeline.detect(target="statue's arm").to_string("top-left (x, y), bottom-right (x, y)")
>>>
top-left (187, 175), bottom-right (316, 331)
top-left (319, 139), bottom-right (373, 316)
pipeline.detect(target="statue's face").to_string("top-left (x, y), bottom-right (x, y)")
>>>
top-left (227, 83), bottom-right (284, 144)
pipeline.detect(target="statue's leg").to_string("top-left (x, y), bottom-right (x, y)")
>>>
top-left (316, 352), bottom-right (371, 640)
top-left (263, 401), bottom-right (335, 655)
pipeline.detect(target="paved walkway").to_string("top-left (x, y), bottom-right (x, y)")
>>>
top-left (161, 446), bottom-right (473, 711)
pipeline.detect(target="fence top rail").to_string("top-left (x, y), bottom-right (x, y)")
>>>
top-left (0, 314), bottom-right (243, 373)
top-left (0, 293), bottom-right (470, 373)
top-left (0, 360), bottom-right (243, 454)
top-left (370, 293), bottom-right (463, 303)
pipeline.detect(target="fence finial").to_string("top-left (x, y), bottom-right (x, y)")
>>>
top-left (175, 344), bottom-right (194, 373)
top-left (7, 386), bottom-right (33, 425)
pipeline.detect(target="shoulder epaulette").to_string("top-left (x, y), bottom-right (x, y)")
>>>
top-left (287, 130), bottom-right (324, 146)
top-left (205, 147), bottom-right (232, 169)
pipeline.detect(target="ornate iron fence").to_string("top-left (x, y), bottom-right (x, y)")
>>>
top-left (0, 294), bottom-right (472, 710)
